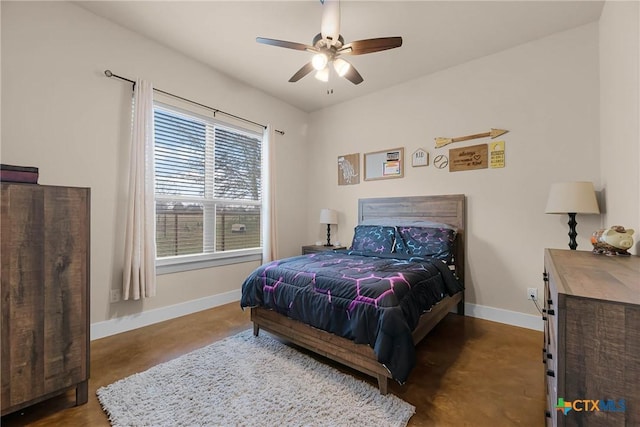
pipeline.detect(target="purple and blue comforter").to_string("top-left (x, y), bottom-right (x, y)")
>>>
top-left (240, 250), bottom-right (463, 383)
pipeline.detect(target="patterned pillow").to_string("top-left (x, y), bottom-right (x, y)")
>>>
top-left (350, 225), bottom-right (396, 253)
top-left (394, 226), bottom-right (457, 263)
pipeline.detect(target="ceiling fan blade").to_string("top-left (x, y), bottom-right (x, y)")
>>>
top-left (342, 62), bottom-right (364, 85)
top-left (256, 37), bottom-right (315, 52)
top-left (339, 37), bottom-right (403, 55)
top-left (289, 62), bottom-right (315, 82)
top-left (321, 0), bottom-right (341, 45)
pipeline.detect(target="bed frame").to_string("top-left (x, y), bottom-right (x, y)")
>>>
top-left (251, 194), bottom-right (465, 394)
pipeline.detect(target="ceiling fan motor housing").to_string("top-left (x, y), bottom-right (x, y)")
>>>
top-left (313, 33), bottom-right (345, 49)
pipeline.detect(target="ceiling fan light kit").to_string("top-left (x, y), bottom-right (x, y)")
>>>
top-left (315, 67), bottom-right (330, 82)
top-left (256, 0), bottom-right (402, 85)
top-left (312, 53), bottom-right (329, 70)
top-left (333, 58), bottom-right (350, 77)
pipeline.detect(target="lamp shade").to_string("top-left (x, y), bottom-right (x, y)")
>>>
top-left (545, 182), bottom-right (600, 214)
top-left (319, 208), bottom-right (338, 225)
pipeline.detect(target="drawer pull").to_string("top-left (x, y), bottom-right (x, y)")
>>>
top-left (547, 309), bottom-right (555, 316)
top-left (547, 299), bottom-right (553, 305)
top-left (546, 369), bottom-right (555, 377)
top-left (542, 348), bottom-right (546, 363)
top-left (543, 272), bottom-right (549, 282)
top-left (545, 411), bottom-right (551, 418)
top-left (542, 316), bottom-right (548, 321)
top-left (547, 353), bottom-right (553, 360)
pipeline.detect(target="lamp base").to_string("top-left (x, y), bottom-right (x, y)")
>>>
top-left (325, 224), bottom-right (332, 247)
top-left (567, 212), bottom-right (578, 250)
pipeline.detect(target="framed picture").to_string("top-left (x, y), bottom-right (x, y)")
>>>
top-left (364, 148), bottom-right (404, 181)
top-left (337, 153), bottom-right (360, 185)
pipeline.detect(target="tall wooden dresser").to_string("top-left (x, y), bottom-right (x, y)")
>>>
top-left (1, 183), bottom-right (90, 416)
top-left (543, 248), bottom-right (639, 426)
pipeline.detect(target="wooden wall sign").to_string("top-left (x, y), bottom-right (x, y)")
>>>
top-left (435, 128), bottom-right (508, 148)
top-left (449, 143), bottom-right (488, 172)
top-left (411, 148), bottom-right (429, 167)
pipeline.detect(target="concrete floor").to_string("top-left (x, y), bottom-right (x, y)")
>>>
top-left (1, 302), bottom-right (544, 426)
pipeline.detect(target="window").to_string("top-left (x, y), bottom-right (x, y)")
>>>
top-left (154, 104), bottom-right (263, 273)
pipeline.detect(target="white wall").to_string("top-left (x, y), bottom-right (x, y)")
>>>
top-left (1, 1), bottom-right (309, 327)
top-left (306, 23), bottom-right (602, 318)
top-left (599, 0), bottom-right (640, 255)
top-left (3, 1), bottom-right (636, 334)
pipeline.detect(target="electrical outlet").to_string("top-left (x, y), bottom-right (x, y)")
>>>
top-left (110, 289), bottom-right (121, 303)
top-left (527, 287), bottom-right (538, 301)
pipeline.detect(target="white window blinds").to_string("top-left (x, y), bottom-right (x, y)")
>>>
top-left (153, 105), bottom-right (262, 261)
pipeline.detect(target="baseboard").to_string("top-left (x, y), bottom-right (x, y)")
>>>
top-left (90, 289), bottom-right (242, 340)
top-left (91, 293), bottom-right (542, 340)
top-left (464, 302), bottom-right (543, 331)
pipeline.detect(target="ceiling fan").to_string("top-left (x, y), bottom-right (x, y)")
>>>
top-left (256, 0), bottom-right (402, 85)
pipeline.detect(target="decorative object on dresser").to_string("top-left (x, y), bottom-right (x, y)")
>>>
top-left (319, 208), bottom-right (338, 246)
top-left (1, 183), bottom-right (90, 416)
top-left (545, 181), bottom-right (600, 250)
top-left (591, 226), bottom-right (635, 256)
top-left (302, 244), bottom-right (347, 254)
top-left (0, 164), bottom-right (39, 184)
top-left (542, 249), bottom-right (639, 427)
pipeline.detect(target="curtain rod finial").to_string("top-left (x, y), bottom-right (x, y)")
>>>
top-left (104, 70), bottom-right (113, 77)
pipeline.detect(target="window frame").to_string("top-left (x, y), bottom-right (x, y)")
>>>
top-left (153, 101), bottom-right (264, 275)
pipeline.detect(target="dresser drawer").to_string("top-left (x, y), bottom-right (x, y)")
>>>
top-left (543, 264), bottom-right (559, 427)
top-left (546, 387), bottom-right (557, 427)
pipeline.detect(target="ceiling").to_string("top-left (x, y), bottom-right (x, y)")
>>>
top-left (77, 1), bottom-right (604, 113)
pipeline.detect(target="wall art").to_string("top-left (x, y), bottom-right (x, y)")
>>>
top-left (449, 143), bottom-right (488, 172)
top-left (489, 141), bottom-right (505, 168)
top-left (337, 153), bottom-right (360, 185)
top-left (411, 148), bottom-right (429, 167)
top-left (364, 148), bottom-right (404, 181)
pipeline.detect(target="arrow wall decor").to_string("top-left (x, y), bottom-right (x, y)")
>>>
top-left (435, 128), bottom-right (508, 148)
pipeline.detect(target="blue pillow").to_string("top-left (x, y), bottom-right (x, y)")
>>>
top-left (350, 225), bottom-right (396, 253)
top-left (394, 226), bottom-right (457, 263)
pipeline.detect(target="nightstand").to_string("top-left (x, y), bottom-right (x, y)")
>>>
top-left (302, 245), bottom-right (347, 255)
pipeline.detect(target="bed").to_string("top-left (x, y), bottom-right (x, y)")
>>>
top-left (240, 194), bottom-right (465, 394)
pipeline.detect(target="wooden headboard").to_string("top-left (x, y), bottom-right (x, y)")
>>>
top-left (358, 194), bottom-right (466, 285)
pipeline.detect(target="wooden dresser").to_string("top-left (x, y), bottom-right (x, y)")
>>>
top-left (1, 183), bottom-right (90, 416)
top-left (543, 248), bottom-right (639, 426)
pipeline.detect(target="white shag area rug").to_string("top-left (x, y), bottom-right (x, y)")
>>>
top-left (97, 329), bottom-right (415, 427)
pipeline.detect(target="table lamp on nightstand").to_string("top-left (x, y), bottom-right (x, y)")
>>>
top-left (545, 181), bottom-right (600, 250)
top-left (319, 208), bottom-right (338, 247)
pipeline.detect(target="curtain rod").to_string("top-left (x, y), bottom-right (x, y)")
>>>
top-left (104, 70), bottom-right (285, 135)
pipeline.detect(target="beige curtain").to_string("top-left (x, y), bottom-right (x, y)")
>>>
top-left (261, 125), bottom-right (278, 263)
top-left (123, 79), bottom-right (157, 299)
